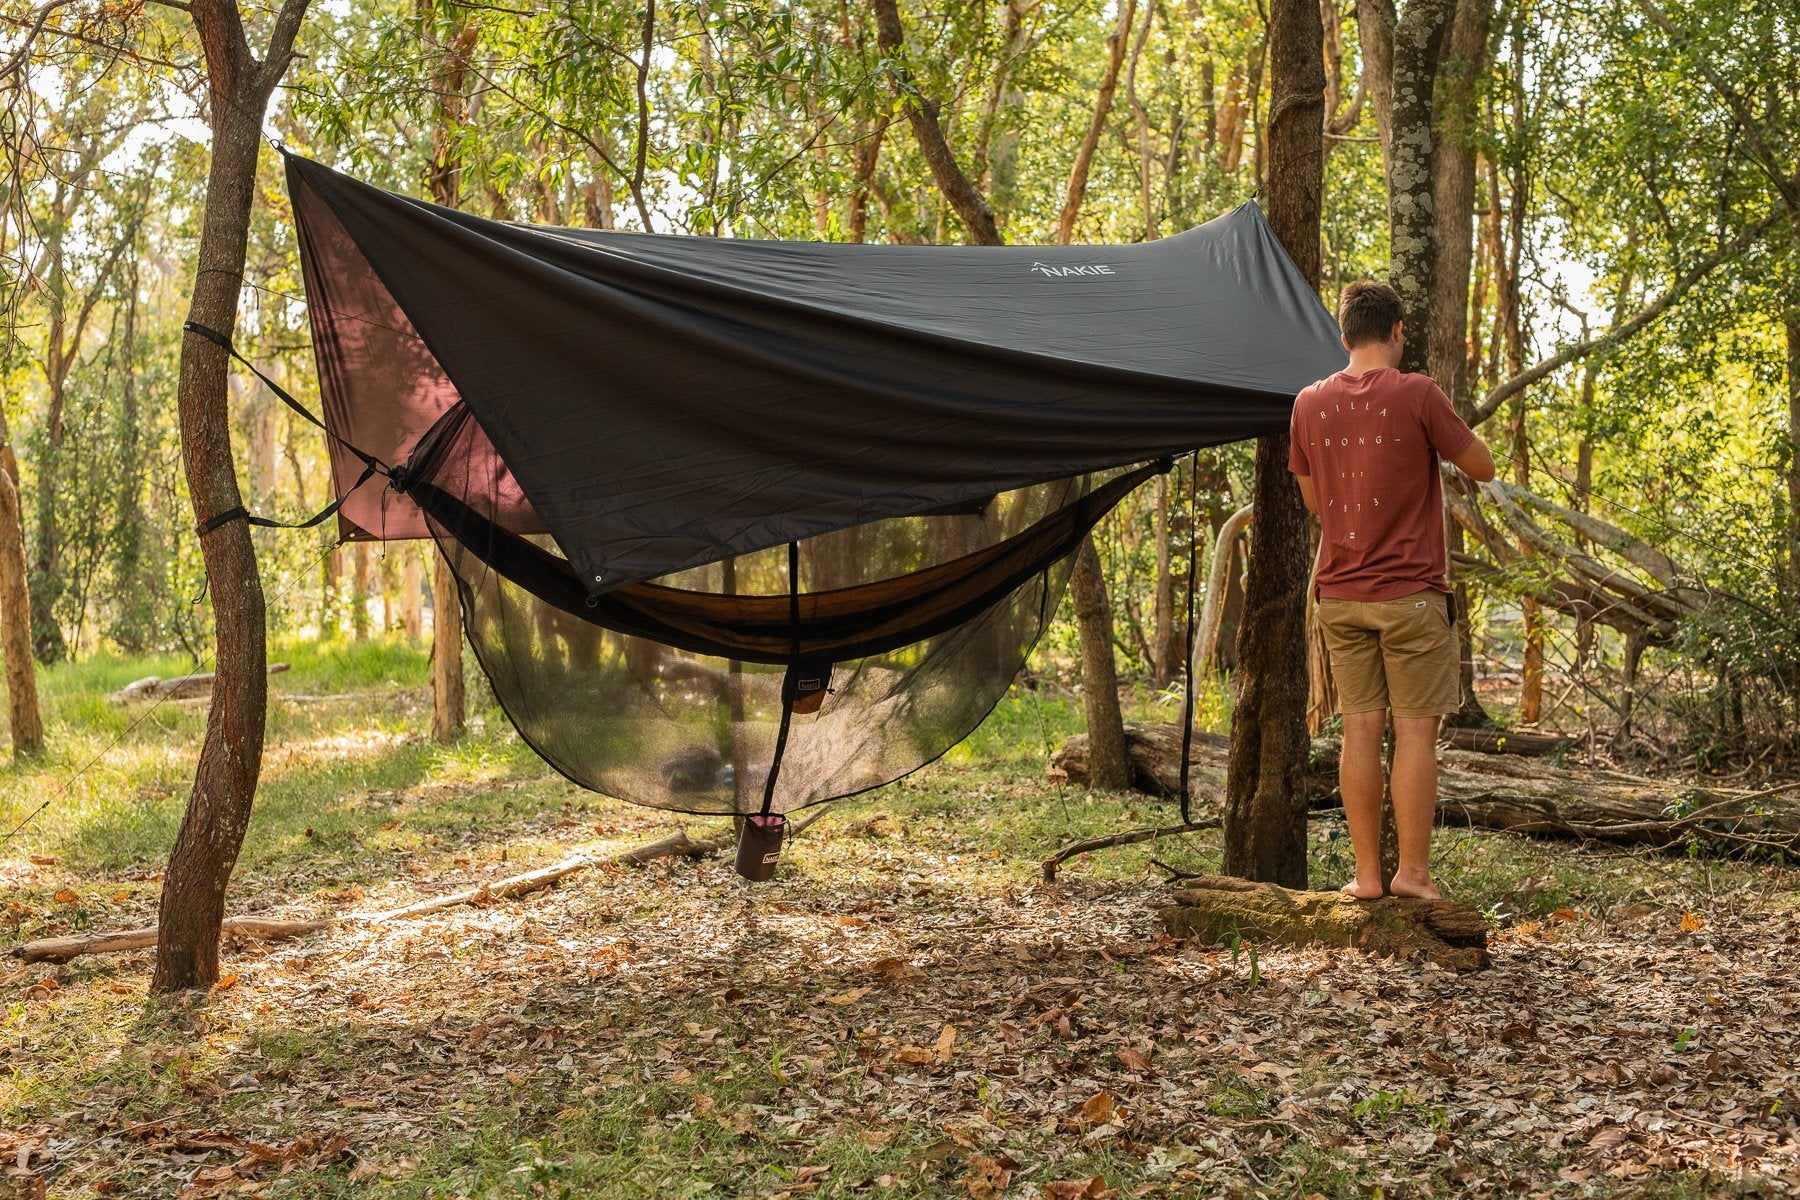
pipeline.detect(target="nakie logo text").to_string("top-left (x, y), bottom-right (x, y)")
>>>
top-left (1030, 262), bottom-right (1116, 277)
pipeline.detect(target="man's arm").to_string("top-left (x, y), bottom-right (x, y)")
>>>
top-left (1447, 434), bottom-right (1496, 483)
top-left (1295, 473), bottom-right (1318, 514)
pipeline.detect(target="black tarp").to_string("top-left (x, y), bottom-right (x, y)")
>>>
top-left (285, 155), bottom-right (1348, 816)
top-left (287, 154), bottom-right (1346, 594)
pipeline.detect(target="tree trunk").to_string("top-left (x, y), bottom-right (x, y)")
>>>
top-left (1151, 473), bottom-right (1180, 687)
top-left (154, 0), bottom-right (312, 993)
top-left (399, 547), bottom-right (423, 641)
top-left (0, 468), bottom-right (44, 757)
top-left (1221, 0), bottom-right (1323, 889)
top-left (422, 0), bottom-right (475, 740)
top-left (1058, 0), bottom-right (1136, 244)
top-left (1386, 0), bottom-right (1456, 377)
top-left (871, 0), bottom-right (1003, 245)
top-left (1789, 315), bottom-right (1800, 591)
top-left (1070, 537), bottom-right (1130, 789)
top-left (1356, 0), bottom-right (1396, 170)
top-left (431, 550), bottom-right (465, 741)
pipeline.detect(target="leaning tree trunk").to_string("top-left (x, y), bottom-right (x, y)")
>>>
top-left (1220, 0), bottom-right (1323, 889)
top-left (154, 0), bottom-right (311, 993)
top-left (1070, 537), bottom-right (1130, 789)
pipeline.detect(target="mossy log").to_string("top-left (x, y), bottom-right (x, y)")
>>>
top-left (1160, 875), bottom-right (1490, 972)
top-left (1053, 724), bottom-right (1799, 851)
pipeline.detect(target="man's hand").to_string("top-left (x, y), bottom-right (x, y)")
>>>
top-left (1448, 436), bottom-right (1496, 483)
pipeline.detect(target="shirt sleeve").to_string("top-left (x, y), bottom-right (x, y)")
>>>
top-left (1287, 394), bottom-right (1312, 476)
top-left (1419, 379), bottom-right (1475, 459)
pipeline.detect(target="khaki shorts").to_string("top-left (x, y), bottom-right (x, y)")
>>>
top-left (1317, 589), bottom-right (1460, 718)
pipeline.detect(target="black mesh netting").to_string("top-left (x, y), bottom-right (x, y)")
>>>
top-left (406, 401), bottom-right (1144, 814)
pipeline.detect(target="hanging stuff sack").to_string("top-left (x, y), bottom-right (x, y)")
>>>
top-left (734, 813), bottom-right (787, 881)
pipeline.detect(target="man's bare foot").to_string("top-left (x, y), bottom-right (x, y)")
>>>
top-left (1340, 879), bottom-right (1384, 900)
top-left (1388, 871), bottom-right (1441, 900)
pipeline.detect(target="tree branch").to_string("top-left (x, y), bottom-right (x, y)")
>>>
top-left (1472, 206), bottom-right (1791, 425)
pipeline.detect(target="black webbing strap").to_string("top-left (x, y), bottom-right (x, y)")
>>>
top-left (183, 321), bottom-right (388, 537)
top-left (183, 321), bottom-right (386, 477)
top-left (195, 462), bottom-right (380, 537)
top-left (1177, 454), bottom-right (1201, 824)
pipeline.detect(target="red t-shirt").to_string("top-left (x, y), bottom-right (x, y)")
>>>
top-left (1287, 368), bottom-right (1475, 601)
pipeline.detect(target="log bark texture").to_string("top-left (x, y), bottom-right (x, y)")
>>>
top-left (154, 0), bottom-right (312, 994)
top-left (1160, 875), bottom-right (1490, 971)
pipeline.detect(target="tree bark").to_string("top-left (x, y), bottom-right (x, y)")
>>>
top-left (1070, 537), bottom-right (1130, 789)
top-left (1386, 0), bottom-right (1456, 377)
top-left (1221, 0), bottom-right (1322, 889)
top-left (431, 551), bottom-right (465, 741)
top-left (0, 468), bottom-right (43, 757)
top-left (870, 0), bottom-right (1003, 245)
top-left (1789, 313), bottom-right (1800, 591)
top-left (1356, 0), bottom-right (1395, 171)
top-left (154, 0), bottom-right (312, 993)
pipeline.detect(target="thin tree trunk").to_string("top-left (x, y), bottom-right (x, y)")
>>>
top-left (1356, 0), bottom-right (1395, 170)
top-left (1789, 312), bottom-right (1800, 591)
top-left (1151, 474), bottom-right (1178, 686)
top-left (1058, 0), bottom-right (1136, 244)
top-left (1432, 0), bottom-right (1496, 729)
top-left (1070, 537), bottom-right (1130, 789)
top-left (432, 551), bottom-right (465, 741)
top-left (422, 0), bottom-right (475, 740)
top-left (154, 0), bottom-right (312, 993)
top-left (400, 548), bottom-right (423, 641)
top-left (0, 468), bottom-right (43, 757)
top-left (1221, 0), bottom-right (1323, 889)
top-left (871, 0), bottom-right (1003, 245)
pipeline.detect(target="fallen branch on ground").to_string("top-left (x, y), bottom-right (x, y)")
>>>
top-left (15, 917), bottom-right (331, 964)
top-left (109, 663), bottom-right (289, 703)
top-left (15, 810), bottom-right (832, 964)
top-left (1042, 819), bottom-right (1221, 881)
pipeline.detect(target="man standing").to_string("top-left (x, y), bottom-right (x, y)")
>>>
top-left (1288, 281), bottom-right (1495, 899)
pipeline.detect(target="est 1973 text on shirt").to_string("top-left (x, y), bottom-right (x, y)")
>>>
top-left (1287, 367), bottom-right (1476, 602)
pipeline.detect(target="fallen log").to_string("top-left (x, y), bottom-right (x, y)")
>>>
top-left (15, 917), bottom-right (331, 964)
top-left (1047, 723), bottom-right (1231, 797)
top-left (110, 662), bottom-right (290, 703)
top-left (1159, 875), bottom-right (1490, 972)
top-left (1054, 724), bottom-right (1800, 851)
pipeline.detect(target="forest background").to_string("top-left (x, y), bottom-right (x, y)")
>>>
top-left (1, 0), bottom-right (1796, 774)
top-left (3, 0), bottom-right (1800, 1196)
